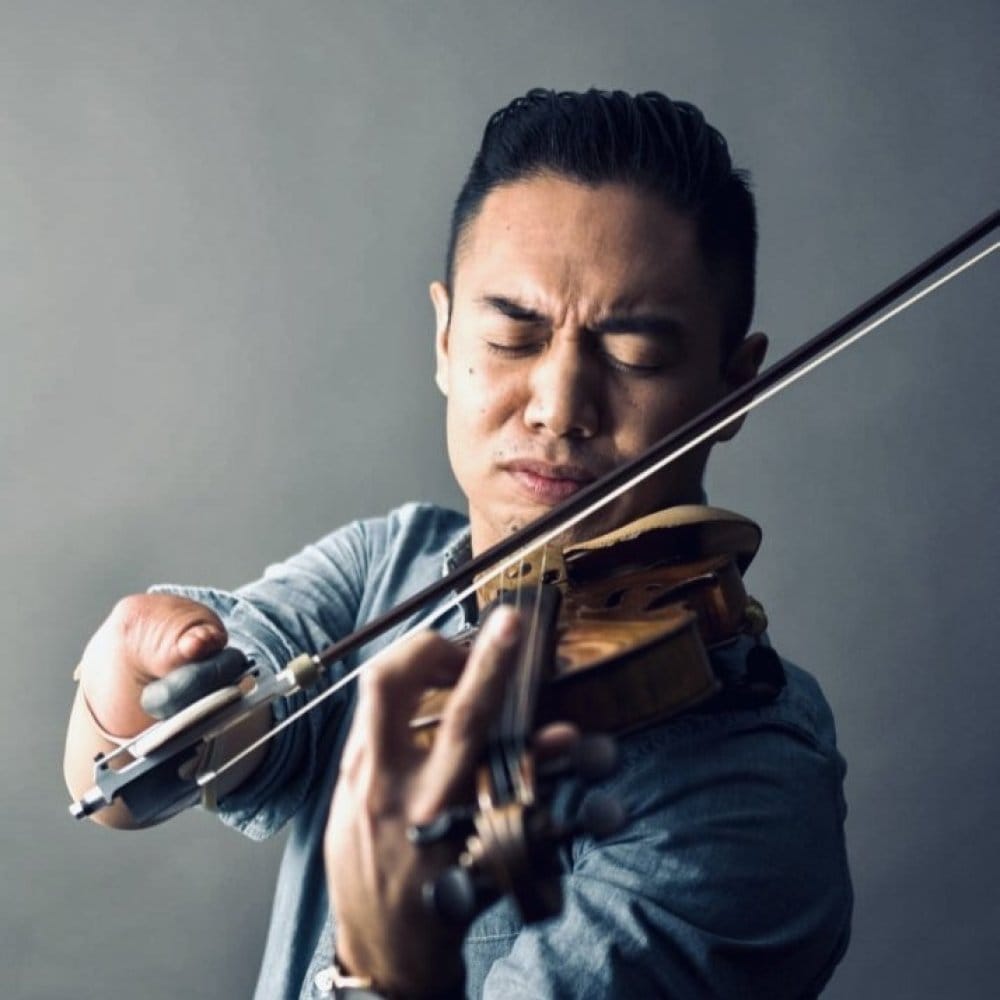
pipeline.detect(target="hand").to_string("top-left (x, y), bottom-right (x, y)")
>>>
top-left (324, 606), bottom-right (524, 996)
top-left (74, 593), bottom-right (227, 739)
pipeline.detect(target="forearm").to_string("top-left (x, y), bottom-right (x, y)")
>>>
top-left (64, 677), bottom-right (273, 829)
top-left (63, 682), bottom-right (141, 829)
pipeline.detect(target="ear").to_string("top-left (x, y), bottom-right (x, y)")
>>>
top-left (429, 281), bottom-right (452, 396)
top-left (715, 331), bottom-right (768, 441)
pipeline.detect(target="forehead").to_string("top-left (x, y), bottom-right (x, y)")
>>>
top-left (453, 174), bottom-right (713, 313)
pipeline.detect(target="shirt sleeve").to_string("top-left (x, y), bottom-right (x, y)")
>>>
top-left (150, 514), bottom-right (385, 840)
top-left (477, 666), bottom-right (852, 999)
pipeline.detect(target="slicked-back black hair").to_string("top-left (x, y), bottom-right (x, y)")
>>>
top-left (446, 88), bottom-right (757, 355)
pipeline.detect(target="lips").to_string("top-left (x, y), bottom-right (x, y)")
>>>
top-left (503, 459), bottom-right (597, 504)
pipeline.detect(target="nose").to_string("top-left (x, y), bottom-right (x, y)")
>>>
top-left (522, 337), bottom-right (600, 439)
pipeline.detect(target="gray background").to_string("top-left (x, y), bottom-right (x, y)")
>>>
top-left (2, 2), bottom-right (998, 997)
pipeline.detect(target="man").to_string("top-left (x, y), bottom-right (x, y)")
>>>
top-left (65, 89), bottom-right (852, 997)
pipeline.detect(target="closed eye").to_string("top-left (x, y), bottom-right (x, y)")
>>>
top-left (591, 327), bottom-right (683, 375)
top-left (477, 295), bottom-right (684, 373)
top-left (591, 316), bottom-right (685, 375)
top-left (600, 350), bottom-right (667, 375)
top-left (485, 340), bottom-right (544, 358)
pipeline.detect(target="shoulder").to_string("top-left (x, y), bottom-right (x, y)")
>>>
top-left (635, 636), bottom-right (842, 763)
top-left (254, 502), bottom-right (468, 599)
top-left (308, 501), bottom-right (468, 567)
top-left (566, 648), bottom-right (850, 995)
top-left (606, 644), bottom-right (847, 847)
top-left (377, 501), bottom-right (470, 557)
top-left (477, 651), bottom-right (851, 997)
top-left (334, 502), bottom-right (470, 608)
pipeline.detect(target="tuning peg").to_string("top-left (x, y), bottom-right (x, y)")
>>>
top-left (424, 864), bottom-right (496, 927)
top-left (575, 790), bottom-right (627, 839)
top-left (570, 734), bottom-right (619, 782)
top-left (537, 733), bottom-right (619, 785)
top-left (548, 789), bottom-right (627, 849)
top-left (407, 806), bottom-right (477, 848)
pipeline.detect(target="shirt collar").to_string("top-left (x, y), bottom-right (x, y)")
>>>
top-left (441, 528), bottom-right (472, 577)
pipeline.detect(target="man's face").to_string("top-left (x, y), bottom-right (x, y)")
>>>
top-left (432, 173), bottom-right (764, 554)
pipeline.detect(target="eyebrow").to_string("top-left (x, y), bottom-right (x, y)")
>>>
top-left (480, 294), bottom-right (683, 337)
top-left (589, 314), bottom-right (684, 337)
top-left (480, 295), bottom-right (545, 322)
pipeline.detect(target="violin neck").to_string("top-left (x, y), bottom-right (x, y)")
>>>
top-left (485, 584), bottom-right (563, 802)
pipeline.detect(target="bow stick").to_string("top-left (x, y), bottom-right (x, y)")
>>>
top-left (70, 208), bottom-right (999, 822)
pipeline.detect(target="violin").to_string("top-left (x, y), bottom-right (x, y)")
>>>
top-left (68, 209), bottom-right (999, 925)
top-left (407, 504), bottom-right (783, 926)
top-left (412, 504), bottom-right (769, 740)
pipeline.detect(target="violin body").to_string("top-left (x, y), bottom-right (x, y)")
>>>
top-left (414, 505), bottom-right (768, 739)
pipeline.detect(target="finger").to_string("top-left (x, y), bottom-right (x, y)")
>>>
top-left (357, 630), bottom-right (467, 767)
top-left (418, 606), bottom-right (522, 816)
top-left (532, 722), bottom-right (581, 760)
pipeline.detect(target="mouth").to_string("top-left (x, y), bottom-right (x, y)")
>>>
top-left (502, 460), bottom-right (598, 505)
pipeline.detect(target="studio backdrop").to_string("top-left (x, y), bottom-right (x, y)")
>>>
top-left (2, 2), bottom-right (998, 998)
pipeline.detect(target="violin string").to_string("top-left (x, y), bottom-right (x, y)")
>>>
top-left (526, 550), bottom-right (550, 740)
top-left (505, 556), bottom-right (525, 754)
top-left (195, 238), bottom-right (998, 789)
top-left (514, 549), bottom-right (550, 801)
top-left (516, 553), bottom-right (536, 751)
top-left (501, 547), bottom-right (542, 800)
top-left (501, 560), bottom-right (519, 749)
top-left (498, 557), bottom-right (521, 799)
top-left (512, 555), bottom-right (526, 750)
top-left (488, 557), bottom-right (511, 799)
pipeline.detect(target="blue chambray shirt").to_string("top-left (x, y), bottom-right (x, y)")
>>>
top-left (154, 502), bottom-right (852, 999)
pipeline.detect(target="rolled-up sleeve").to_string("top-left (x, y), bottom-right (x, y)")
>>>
top-left (149, 516), bottom-right (379, 839)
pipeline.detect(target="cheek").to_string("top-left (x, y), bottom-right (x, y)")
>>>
top-left (613, 377), bottom-right (717, 448)
top-left (445, 363), bottom-right (520, 500)
top-left (452, 358), bottom-right (519, 427)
